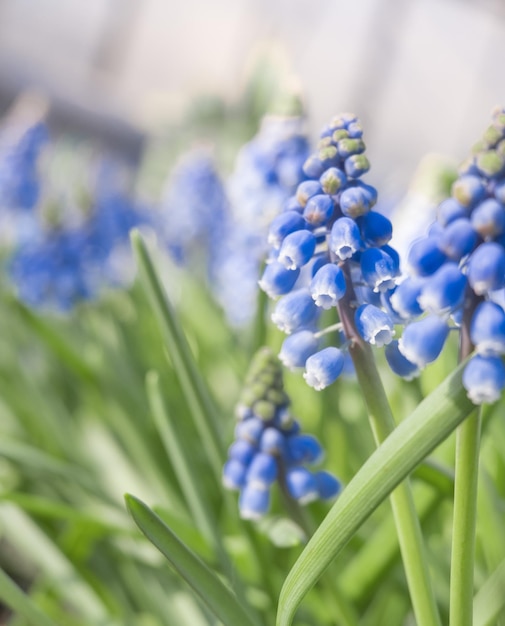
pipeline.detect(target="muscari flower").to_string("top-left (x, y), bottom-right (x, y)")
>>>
top-left (8, 151), bottom-right (150, 312)
top-left (0, 119), bottom-right (48, 213)
top-left (223, 348), bottom-right (341, 519)
top-left (161, 149), bottom-right (230, 266)
top-left (212, 114), bottom-right (310, 327)
top-left (392, 106), bottom-right (505, 404)
top-left (260, 113), bottom-right (401, 390)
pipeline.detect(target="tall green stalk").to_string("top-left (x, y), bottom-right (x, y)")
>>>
top-left (450, 408), bottom-right (481, 626)
top-left (337, 263), bottom-right (441, 626)
top-left (449, 293), bottom-right (481, 626)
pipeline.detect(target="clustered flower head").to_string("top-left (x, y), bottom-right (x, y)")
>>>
top-left (161, 149), bottom-right (230, 267)
top-left (211, 114), bottom-right (310, 326)
top-left (391, 106), bottom-right (505, 404)
top-left (0, 120), bottom-right (151, 312)
top-left (222, 347), bottom-right (341, 519)
top-left (260, 113), bottom-right (400, 389)
top-left (0, 120), bottom-right (48, 212)
top-left (227, 114), bottom-right (310, 229)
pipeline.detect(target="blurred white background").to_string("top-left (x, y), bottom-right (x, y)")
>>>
top-left (1, 0), bottom-right (504, 192)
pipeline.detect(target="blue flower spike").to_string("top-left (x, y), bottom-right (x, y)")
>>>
top-left (258, 113), bottom-right (406, 392)
top-left (390, 107), bottom-right (505, 406)
top-left (223, 348), bottom-right (342, 518)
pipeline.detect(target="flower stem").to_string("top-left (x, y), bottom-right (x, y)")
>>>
top-left (337, 264), bottom-right (441, 626)
top-left (449, 407), bottom-right (481, 626)
top-left (449, 291), bottom-right (481, 626)
top-left (351, 342), bottom-right (441, 626)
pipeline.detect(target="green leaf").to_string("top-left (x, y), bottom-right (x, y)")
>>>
top-left (0, 504), bottom-right (112, 622)
top-left (130, 230), bottom-right (224, 480)
top-left (0, 439), bottom-right (95, 490)
top-left (0, 493), bottom-right (130, 535)
top-left (10, 298), bottom-right (97, 384)
top-left (0, 567), bottom-right (60, 626)
top-left (277, 362), bottom-right (474, 626)
top-left (146, 371), bottom-right (215, 542)
top-left (340, 485), bottom-right (443, 603)
top-left (125, 494), bottom-right (259, 626)
top-left (473, 558), bottom-right (505, 626)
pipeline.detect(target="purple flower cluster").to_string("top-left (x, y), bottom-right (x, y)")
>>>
top-left (260, 113), bottom-right (400, 389)
top-left (390, 107), bottom-right (505, 404)
top-left (222, 348), bottom-right (341, 519)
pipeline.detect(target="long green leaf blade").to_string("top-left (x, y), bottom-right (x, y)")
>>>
top-left (0, 567), bottom-right (60, 626)
top-left (146, 370), bottom-right (215, 542)
top-left (473, 558), bottom-right (505, 626)
top-left (130, 230), bottom-right (224, 479)
top-left (277, 362), bottom-right (474, 626)
top-left (125, 494), bottom-right (259, 626)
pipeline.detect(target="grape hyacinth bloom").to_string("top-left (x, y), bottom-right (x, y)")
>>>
top-left (392, 106), bottom-right (505, 404)
top-left (223, 348), bottom-right (341, 519)
top-left (161, 149), bottom-right (230, 267)
top-left (8, 150), bottom-right (150, 312)
top-left (0, 119), bottom-right (48, 213)
top-left (212, 114), bottom-right (309, 326)
top-left (260, 113), bottom-right (402, 390)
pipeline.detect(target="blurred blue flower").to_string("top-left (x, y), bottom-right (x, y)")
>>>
top-left (0, 120), bottom-right (48, 213)
top-left (160, 149), bottom-right (230, 266)
top-left (223, 348), bottom-right (341, 519)
top-left (7, 148), bottom-right (151, 312)
top-left (212, 115), bottom-right (309, 326)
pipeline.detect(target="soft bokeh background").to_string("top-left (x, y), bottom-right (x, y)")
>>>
top-left (1, 0), bottom-right (505, 193)
top-left (1, 3), bottom-right (505, 626)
